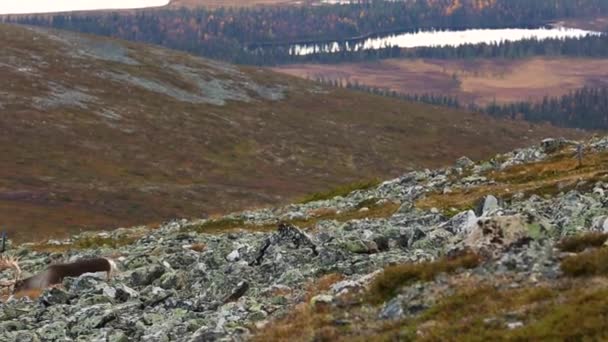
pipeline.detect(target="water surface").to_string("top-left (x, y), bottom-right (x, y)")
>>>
top-left (291, 27), bottom-right (601, 56)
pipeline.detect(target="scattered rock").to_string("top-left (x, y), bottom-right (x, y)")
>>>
top-left (481, 195), bottom-right (500, 216)
top-left (130, 265), bottom-right (165, 287)
top-left (2, 136), bottom-right (606, 341)
top-left (456, 156), bottom-right (475, 169)
top-left (465, 215), bottom-right (530, 256)
top-left (40, 287), bottom-right (70, 306)
top-left (310, 294), bottom-right (334, 307)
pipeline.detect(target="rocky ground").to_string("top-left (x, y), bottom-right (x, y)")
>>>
top-left (2, 136), bottom-right (608, 341)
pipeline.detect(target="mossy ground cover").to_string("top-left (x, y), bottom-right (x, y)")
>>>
top-left (298, 179), bottom-right (381, 204)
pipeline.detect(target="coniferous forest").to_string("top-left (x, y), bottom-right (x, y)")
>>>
top-left (5, 0), bottom-right (608, 130)
top-left (318, 78), bottom-right (608, 130)
top-left (4, 0), bottom-right (608, 65)
top-left (280, 34), bottom-right (608, 65)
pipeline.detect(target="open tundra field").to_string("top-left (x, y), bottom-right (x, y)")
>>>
top-left (0, 24), bottom-right (586, 242)
top-left (274, 57), bottom-right (608, 106)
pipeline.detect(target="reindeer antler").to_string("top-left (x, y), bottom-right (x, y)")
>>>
top-left (0, 255), bottom-right (21, 290)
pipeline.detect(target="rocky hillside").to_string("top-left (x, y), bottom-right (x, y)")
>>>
top-left (3, 136), bottom-right (608, 340)
top-left (0, 23), bottom-right (585, 242)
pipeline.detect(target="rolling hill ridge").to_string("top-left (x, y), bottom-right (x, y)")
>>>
top-left (0, 23), bottom-right (585, 241)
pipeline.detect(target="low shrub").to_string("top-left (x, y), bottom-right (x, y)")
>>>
top-left (557, 232), bottom-right (608, 253)
top-left (366, 252), bottom-right (480, 304)
top-left (561, 247), bottom-right (608, 277)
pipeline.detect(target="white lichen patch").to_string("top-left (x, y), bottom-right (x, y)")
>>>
top-left (25, 26), bottom-right (140, 65)
top-left (33, 82), bottom-right (98, 110)
top-left (98, 109), bottom-right (123, 121)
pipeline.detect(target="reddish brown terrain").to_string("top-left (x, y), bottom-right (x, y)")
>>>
top-left (0, 24), bottom-right (586, 242)
top-left (274, 57), bottom-right (608, 105)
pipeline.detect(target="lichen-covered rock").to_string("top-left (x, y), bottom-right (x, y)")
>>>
top-left (464, 215), bottom-right (530, 256)
top-left (36, 321), bottom-right (68, 341)
top-left (440, 210), bottom-right (477, 236)
top-left (130, 265), bottom-right (165, 287)
top-left (40, 287), bottom-right (70, 306)
top-left (68, 304), bottom-right (116, 336)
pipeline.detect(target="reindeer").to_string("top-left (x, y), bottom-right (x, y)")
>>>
top-left (0, 256), bottom-right (118, 295)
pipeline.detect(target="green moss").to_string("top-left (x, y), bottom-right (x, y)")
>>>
top-left (441, 203), bottom-right (476, 218)
top-left (526, 223), bottom-right (545, 240)
top-left (299, 179), bottom-right (381, 204)
top-left (31, 234), bottom-right (140, 252)
top-left (72, 235), bottom-right (139, 249)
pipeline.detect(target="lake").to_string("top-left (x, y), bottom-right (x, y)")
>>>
top-left (0, 0), bottom-right (170, 15)
top-left (290, 27), bottom-right (601, 56)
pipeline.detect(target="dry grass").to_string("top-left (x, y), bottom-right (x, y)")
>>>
top-left (561, 248), bottom-right (608, 277)
top-left (254, 246), bottom-right (608, 341)
top-left (366, 251), bottom-right (481, 304)
top-left (252, 273), bottom-right (345, 342)
top-left (255, 278), bottom-right (608, 341)
top-left (409, 282), bottom-right (608, 341)
top-left (557, 232), bottom-right (608, 253)
top-left (189, 243), bottom-right (206, 252)
top-left (274, 57), bottom-right (608, 106)
top-left (417, 150), bottom-right (608, 213)
top-left (254, 253), bottom-right (481, 341)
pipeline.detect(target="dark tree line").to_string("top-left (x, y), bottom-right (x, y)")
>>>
top-left (315, 77), bottom-right (463, 108)
top-left (4, 0), bottom-right (608, 65)
top-left (315, 78), bottom-right (608, 130)
top-left (484, 87), bottom-right (608, 130)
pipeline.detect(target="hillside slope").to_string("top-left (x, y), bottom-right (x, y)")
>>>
top-left (0, 23), bottom-right (584, 241)
top-left (4, 136), bottom-right (608, 340)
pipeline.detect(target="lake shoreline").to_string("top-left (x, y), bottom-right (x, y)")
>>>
top-left (277, 26), bottom-right (601, 56)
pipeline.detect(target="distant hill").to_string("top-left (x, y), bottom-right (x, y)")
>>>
top-left (0, 23), bottom-right (585, 241)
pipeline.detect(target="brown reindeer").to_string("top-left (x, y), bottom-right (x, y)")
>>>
top-left (0, 256), bottom-right (118, 295)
